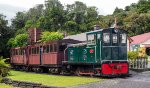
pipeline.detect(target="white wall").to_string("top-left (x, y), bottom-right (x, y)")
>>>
top-left (142, 39), bottom-right (150, 45)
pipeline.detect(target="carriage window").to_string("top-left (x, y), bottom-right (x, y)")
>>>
top-left (14, 50), bottom-right (16, 55)
top-left (50, 45), bottom-right (53, 52)
top-left (113, 34), bottom-right (117, 43)
top-left (43, 46), bottom-right (46, 53)
top-left (37, 47), bottom-right (39, 54)
top-left (16, 50), bottom-right (19, 55)
top-left (11, 50), bottom-right (13, 55)
top-left (32, 48), bottom-right (36, 54)
top-left (120, 34), bottom-right (126, 43)
top-left (22, 49), bottom-right (24, 55)
top-left (87, 34), bottom-right (96, 45)
top-left (13, 50), bottom-right (15, 55)
top-left (15, 50), bottom-right (17, 55)
top-left (103, 33), bottom-right (110, 43)
top-left (46, 45), bottom-right (49, 53)
top-left (17, 50), bottom-right (19, 55)
top-left (35, 48), bottom-right (37, 54)
top-left (14, 50), bottom-right (15, 55)
top-left (18, 49), bottom-right (21, 55)
top-left (32, 48), bottom-right (34, 54)
top-left (54, 44), bottom-right (57, 52)
top-left (20, 49), bottom-right (23, 55)
top-left (20, 49), bottom-right (22, 55)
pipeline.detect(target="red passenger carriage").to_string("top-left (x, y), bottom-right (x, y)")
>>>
top-left (10, 39), bottom-right (80, 73)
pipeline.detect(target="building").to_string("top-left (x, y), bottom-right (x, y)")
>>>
top-left (130, 32), bottom-right (150, 51)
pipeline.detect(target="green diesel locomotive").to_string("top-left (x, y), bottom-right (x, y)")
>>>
top-left (64, 28), bottom-right (128, 76)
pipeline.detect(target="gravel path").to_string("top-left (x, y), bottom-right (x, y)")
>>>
top-left (71, 71), bottom-right (150, 88)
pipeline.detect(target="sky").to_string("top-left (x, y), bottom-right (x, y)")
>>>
top-left (0, 0), bottom-right (139, 23)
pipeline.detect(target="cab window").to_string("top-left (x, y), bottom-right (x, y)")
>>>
top-left (103, 33), bottom-right (110, 43)
top-left (120, 33), bottom-right (126, 43)
top-left (113, 34), bottom-right (117, 43)
top-left (87, 34), bottom-right (96, 45)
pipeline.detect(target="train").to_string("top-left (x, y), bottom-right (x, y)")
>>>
top-left (10, 27), bottom-right (129, 77)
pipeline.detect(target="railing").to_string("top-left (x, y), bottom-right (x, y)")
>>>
top-left (129, 58), bottom-right (148, 69)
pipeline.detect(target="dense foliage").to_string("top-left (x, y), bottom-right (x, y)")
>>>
top-left (40, 32), bottom-right (63, 42)
top-left (7, 34), bottom-right (28, 47)
top-left (0, 0), bottom-right (149, 57)
top-left (10, 0), bottom-right (150, 37)
top-left (0, 15), bottom-right (12, 57)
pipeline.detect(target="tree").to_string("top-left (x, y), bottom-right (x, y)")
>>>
top-left (0, 14), bottom-right (12, 57)
top-left (11, 12), bottom-right (27, 30)
top-left (137, 0), bottom-right (150, 13)
top-left (64, 21), bottom-right (78, 34)
top-left (113, 7), bottom-right (124, 15)
top-left (24, 4), bottom-right (44, 29)
top-left (44, 0), bottom-right (65, 31)
top-left (66, 1), bottom-right (87, 24)
top-left (128, 13), bottom-right (150, 36)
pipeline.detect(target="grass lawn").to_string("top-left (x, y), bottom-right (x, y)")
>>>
top-left (8, 71), bottom-right (102, 87)
top-left (0, 83), bottom-right (13, 88)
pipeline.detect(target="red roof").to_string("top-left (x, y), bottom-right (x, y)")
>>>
top-left (131, 32), bottom-right (150, 45)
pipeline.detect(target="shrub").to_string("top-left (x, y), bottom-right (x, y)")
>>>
top-left (128, 51), bottom-right (138, 60)
top-left (0, 56), bottom-right (10, 81)
top-left (128, 50), bottom-right (148, 60)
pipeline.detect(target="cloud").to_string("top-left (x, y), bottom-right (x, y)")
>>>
top-left (0, 4), bottom-right (27, 21)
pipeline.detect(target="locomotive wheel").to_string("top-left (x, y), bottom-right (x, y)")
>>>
top-left (75, 68), bottom-right (81, 76)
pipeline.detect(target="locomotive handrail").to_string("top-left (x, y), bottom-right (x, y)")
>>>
top-left (63, 46), bottom-right (69, 62)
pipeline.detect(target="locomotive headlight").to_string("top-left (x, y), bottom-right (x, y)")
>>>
top-left (114, 29), bottom-right (118, 33)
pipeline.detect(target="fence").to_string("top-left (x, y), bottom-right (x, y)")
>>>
top-left (129, 58), bottom-right (148, 70)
